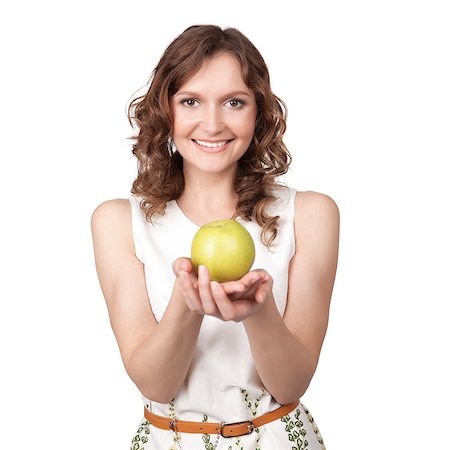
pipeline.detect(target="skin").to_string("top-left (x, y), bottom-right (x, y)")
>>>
top-left (91, 49), bottom-right (340, 404)
top-left (169, 51), bottom-right (272, 322)
top-left (168, 53), bottom-right (339, 404)
top-left (176, 261), bottom-right (272, 322)
top-left (169, 51), bottom-right (257, 219)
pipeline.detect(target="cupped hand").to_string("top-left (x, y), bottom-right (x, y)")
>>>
top-left (172, 257), bottom-right (273, 322)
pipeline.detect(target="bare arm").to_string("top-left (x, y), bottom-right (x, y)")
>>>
top-left (242, 192), bottom-right (340, 404)
top-left (242, 291), bottom-right (316, 404)
top-left (90, 199), bottom-right (204, 404)
top-left (127, 279), bottom-right (204, 403)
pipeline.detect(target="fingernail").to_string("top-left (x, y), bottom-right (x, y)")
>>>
top-left (199, 265), bottom-right (205, 275)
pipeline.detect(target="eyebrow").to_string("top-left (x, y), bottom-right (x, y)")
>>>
top-left (175, 90), bottom-right (251, 98)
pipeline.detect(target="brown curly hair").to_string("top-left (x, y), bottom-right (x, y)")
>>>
top-left (127, 24), bottom-right (292, 249)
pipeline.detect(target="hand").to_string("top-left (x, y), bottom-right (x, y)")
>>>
top-left (173, 257), bottom-right (273, 322)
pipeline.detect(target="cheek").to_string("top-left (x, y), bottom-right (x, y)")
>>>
top-left (233, 112), bottom-right (256, 138)
top-left (172, 106), bottom-right (257, 137)
top-left (172, 112), bottom-right (197, 134)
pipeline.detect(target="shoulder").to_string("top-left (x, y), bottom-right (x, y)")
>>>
top-left (91, 197), bottom-right (131, 219)
top-left (90, 198), bottom-right (138, 261)
top-left (294, 190), bottom-right (339, 214)
top-left (293, 190), bottom-right (340, 244)
top-left (90, 198), bottom-right (132, 236)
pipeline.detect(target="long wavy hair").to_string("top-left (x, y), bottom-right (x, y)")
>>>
top-left (127, 25), bottom-right (292, 249)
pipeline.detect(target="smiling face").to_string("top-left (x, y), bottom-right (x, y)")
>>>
top-left (169, 52), bottom-right (257, 176)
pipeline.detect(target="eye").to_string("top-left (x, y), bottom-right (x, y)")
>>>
top-left (181, 98), bottom-right (198, 107)
top-left (227, 98), bottom-right (245, 108)
top-left (180, 98), bottom-right (246, 108)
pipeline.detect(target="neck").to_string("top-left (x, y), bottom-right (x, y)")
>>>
top-left (179, 165), bottom-right (238, 210)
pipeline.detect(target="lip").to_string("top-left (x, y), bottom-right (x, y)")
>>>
top-left (191, 139), bottom-right (234, 153)
top-left (193, 138), bottom-right (234, 143)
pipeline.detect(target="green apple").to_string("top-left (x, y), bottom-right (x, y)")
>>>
top-left (191, 219), bottom-right (255, 282)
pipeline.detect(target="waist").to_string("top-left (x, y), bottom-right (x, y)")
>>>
top-left (142, 389), bottom-right (290, 422)
top-left (144, 400), bottom-right (299, 438)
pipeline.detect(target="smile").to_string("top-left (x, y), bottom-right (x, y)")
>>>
top-left (192, 139), bottom-right (234, 152)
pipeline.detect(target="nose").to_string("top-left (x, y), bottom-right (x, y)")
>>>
top-left (200, 105), bottom-right (225, 135)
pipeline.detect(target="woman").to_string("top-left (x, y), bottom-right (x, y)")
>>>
top-left (91, 24), bottom-right (339, 450)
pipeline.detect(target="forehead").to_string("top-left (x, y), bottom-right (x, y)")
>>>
top-left (177, 52), bottom-right (249, 93)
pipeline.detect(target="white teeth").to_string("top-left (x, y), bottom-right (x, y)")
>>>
top-left (194, 139), bottom-right (230, 148)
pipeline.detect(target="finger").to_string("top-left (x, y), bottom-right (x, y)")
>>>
top-left (196, 265), bottom-right (220, 316)
top-left (221, 272), bottom-right (267, 299)
top-left (172, 257), bottom-right (192, 276)
top-left (229, 299), bottom-right (258, 320)
top-left (221, 280), bottom-right (247, 295)
top-left (254, 282), bottom-right (269, 303)
top-left (254, 269), bottom-right (272, 285)
top-left (220, 273), bottom-right (260, 295)
top-left (211, 281), bottom-right (234, 321)
top-left (176, 272), bottom-right (195, 311)
top-left (179, 271), bottom-right (203, 314)
top-left (249, 269), bottom-right (270, 284)
top-left (182, 265), bottom-right (199, 290)
top-left (240, 270), bottom-right (267, 289)
top-left (241, 278), bottom-right (264, 299)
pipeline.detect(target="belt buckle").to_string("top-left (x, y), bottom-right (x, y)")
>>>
top-left (169, 419), bottom-right (178, 433)
top-left (220, 420), bottom-right (254, 438)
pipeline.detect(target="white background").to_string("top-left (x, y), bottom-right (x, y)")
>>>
top-left (1, 1), bottom-right (449, 448)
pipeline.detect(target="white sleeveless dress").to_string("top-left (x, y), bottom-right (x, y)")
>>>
top-left (128, 184), bottom-right (326, 450)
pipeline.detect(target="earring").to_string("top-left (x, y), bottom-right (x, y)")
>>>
top-left (168, 136), bottom-right (177, 154)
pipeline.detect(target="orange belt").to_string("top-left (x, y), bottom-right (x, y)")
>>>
top-left (144, 400), bottom-right (299, 438)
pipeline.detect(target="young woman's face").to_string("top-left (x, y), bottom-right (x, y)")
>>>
top-left (170, 52), bottom-right (257, 175)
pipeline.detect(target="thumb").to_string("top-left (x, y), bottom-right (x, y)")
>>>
top-left (172, 257), bottom-right (192, 276)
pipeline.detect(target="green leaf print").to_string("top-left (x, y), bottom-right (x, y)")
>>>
top-left (301, 403), bottom-right (326, 447)
top-left (286, 420), bottom-right (295, 432)
top-left (283, 410), bottom-right (310, 450)
top-left (200, 413), bottom-right (217, 450)
top-left (130, 420), bottom-right (151, 450)
top-left (239, 387), bottom-right (264, 447)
